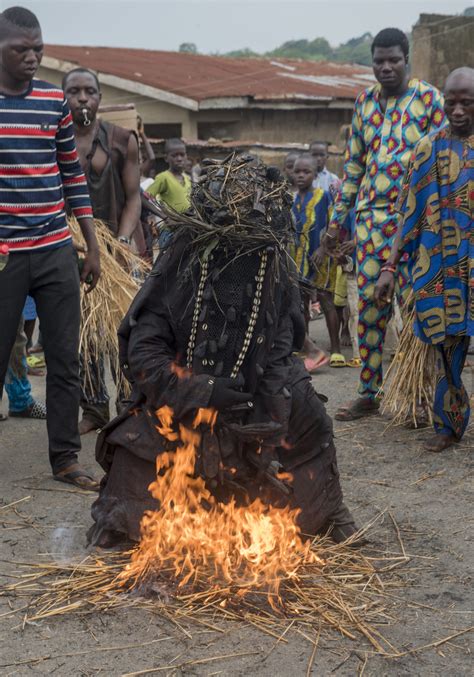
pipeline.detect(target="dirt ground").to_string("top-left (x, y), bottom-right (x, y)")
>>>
top-left (1, 318), bottom-right (472, 676)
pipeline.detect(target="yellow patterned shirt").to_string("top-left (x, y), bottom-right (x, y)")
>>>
top-left (331, 79), bottom-right (446, 260)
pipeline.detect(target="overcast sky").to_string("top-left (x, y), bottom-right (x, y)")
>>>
top-left (1, 0), bottom-right (470, 53)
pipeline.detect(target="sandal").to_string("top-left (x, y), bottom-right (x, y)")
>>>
top-left (335, 397), bottom-right (380, 421)
top-left (54, 464), bottom-right (100, 491)
top-left (9, 401), bottom-right (47, 419)
top-left (27, 355), bottom-right (46, 369)
top-left (346, 357), bottom-right (362, 368)
top-left (329, 353), bottom-right (346, 368)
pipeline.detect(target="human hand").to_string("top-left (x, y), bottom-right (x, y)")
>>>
top-left (208, 375), bottom-right (252, 410)
top-left (374, 271), bottom-right (395, 309)
top-left (81, 248), bottom-right (101, 293)
top-left (339, 240), bottom-right (355, 257)
top-left (312, 246), bottom-right (325, 268)
top-left (322, 228), bottom-right (338, 252)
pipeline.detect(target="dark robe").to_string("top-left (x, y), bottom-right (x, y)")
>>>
top-left (89, 236), bottom-right (343, 544)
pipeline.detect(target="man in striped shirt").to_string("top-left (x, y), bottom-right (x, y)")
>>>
top-left (0, 6), bottom-right (101, 489)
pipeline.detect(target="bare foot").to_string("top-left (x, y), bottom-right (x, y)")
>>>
top-left (424, 433), bottom-right (457, 453)
top-left (27, 366), bottom-right (45, 377)
top-left (78, 418), bottom-right (99, 435)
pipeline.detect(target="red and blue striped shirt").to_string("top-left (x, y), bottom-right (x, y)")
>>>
top-left (0, 79), bottom-right (93, 252)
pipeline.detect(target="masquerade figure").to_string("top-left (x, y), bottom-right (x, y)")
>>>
top-left (88, 154), bottom-right (357, 548)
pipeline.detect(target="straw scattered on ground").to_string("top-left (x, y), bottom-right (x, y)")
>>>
top-left (2, 526), bottom-right (409, 657)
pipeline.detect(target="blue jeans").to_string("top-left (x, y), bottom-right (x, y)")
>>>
top-left (4, 322), bottom-right (34, 413)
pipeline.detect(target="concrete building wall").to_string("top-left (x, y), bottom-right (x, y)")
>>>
top-left (411, 13), bottom-right (474, 89)
top-left (195, 107), bottom-right (352, 145)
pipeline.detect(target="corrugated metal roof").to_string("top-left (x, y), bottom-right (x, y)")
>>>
top-left (44, 45), bottom-right (374, 104)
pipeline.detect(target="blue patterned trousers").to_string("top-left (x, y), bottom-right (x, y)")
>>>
top-left (433, 336), bottom-right (471, 439)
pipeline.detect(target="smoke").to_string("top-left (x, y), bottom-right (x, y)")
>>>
top-left (49, 525), bottom-right (83, 564)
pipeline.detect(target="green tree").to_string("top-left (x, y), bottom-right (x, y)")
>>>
top-left (179, 42), bottom-right (198, 54)
top-left (225, 48), bottom-right (260, 58)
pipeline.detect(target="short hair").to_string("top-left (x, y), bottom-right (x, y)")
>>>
top-left (164, 138), bottom-right (186, 153)
top-left (0, 6), bottom-right (40, 38)
top-left (371, 28), bottom-right (409, 58)
top-left (294, 153), bottom-right (316, 169)
top-left (62, 68), bottom-right (100, 92)
top-left (284, 151), bottom-right (299, 162)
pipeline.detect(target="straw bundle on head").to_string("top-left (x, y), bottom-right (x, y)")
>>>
top-left (162, 152), bottom-right (294, 254)
top-left (68, 218), bottom-right (150, 394)
top-left (381, 301), bottom-right (436, 428)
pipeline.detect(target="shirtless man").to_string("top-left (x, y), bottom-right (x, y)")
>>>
top-left (63, 68), bottom-right (142, 433)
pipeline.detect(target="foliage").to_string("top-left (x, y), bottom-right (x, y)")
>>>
top-left (221, 32), bottom-right (373, 65)
top-left (270, 37), bottom-right (332, 61)
top-left (179, 42), bottom-right (198, 54)
top-left (224, 48), bottom-right (260, 58)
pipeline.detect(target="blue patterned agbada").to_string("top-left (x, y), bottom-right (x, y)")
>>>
top-left (398, 128), bottom-right (473, 439)
top-left (399, 128), bottom-right (473, 344)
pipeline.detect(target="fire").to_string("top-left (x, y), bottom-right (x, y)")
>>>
top-left (118, 406), bottom-right (321, 606)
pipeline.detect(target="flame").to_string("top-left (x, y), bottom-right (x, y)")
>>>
top-left (118, 406), bottom-right (321, 605)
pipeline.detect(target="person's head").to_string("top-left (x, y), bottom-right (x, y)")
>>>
top-left (165, 138), bottom-right (187, 173)
top-left (283, 151), bottom-right (298, 182)
top-left (62, 68), bottom-right (101, 126)
top-left (293, 154), bottom-right (316, 192)
top-left (309, 141), bottom-right (329, 173)
top-left (0, 7), bottom-right (43, 86)
top-left (371, 28), bottom-right (409, 94)
top-left (444, 67), bottom-right (474, 137)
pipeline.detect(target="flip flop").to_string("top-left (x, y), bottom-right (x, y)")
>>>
top-left (27, 355), bottom-right (46, 369)
top-left (329, 353), bottom-right (346, 368)
top-left (346, 357), bottom-right (362, 368)
top-left (53, 465), bottom-right (100, 491)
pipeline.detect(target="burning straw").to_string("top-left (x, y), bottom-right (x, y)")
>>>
top-left (68, 218), bottom-right (150, 393)
top-left (381, 302), bottom-right (436, 428)
top-left (1, 536), bottom-right (403, 655)
top-left (1, 406), bottom-right (408, 655)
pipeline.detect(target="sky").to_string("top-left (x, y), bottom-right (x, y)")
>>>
top-left (1, 0), bottom-right (471, 53)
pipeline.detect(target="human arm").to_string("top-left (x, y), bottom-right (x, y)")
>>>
top-left (117, 134), bottom-right (142, 242)
top-left (326, 99), bottom-right (367, 243)
top-left (146, 172), bottom-right (167, 199)
top-left (137, 119), bottom-right (156, 177)
top-left (76, 217), bottom-right (101, 291)
top-left (124, 300), bottom-right (250, 417)
top-left (56, 99), bottom-right (100, 290)
top-left (373, 226), bottom-right (404, 308)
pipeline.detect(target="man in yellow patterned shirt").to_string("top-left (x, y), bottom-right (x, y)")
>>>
top-left (327, 28), bottom-right (446, 421)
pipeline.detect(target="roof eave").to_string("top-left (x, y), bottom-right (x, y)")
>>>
top-left (42, 56), bottom-right (199, 111)
top-left (200, 94), bottom-right (356, 111)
